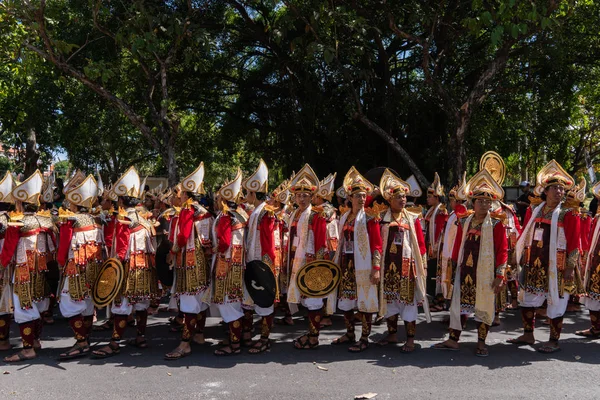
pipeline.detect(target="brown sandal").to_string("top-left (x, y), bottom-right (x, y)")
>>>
top-left (332, 333), bottom-right (356, 345)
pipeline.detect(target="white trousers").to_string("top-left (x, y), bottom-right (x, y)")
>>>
top-left (59, 278), bottom-right (95, 318)
top-left (584, 297), bottom-right (600, 312)
top-left (522, 292), bottom-right (570, 319)
top-left (338, 299), bottom-right (357, 312)
top-left (255, 305), bottom-right (274, 317)
top-left (384, 300), bottom-right (418, 322)
top-left (216, 296), bottom-right (243, 323)
top-left (179, 292), bottom-right (210, 314)
top-left (13, 294), bottom-right (49, 324)
top-left (111, 297), bottom-right (150, 315)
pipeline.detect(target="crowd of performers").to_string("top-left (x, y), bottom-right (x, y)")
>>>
top-left (0, 152), bottom-right (599, 363)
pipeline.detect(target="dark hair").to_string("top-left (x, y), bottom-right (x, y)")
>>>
top-left (186, 191), bottom-right (203, 203)
top-left (540, 192), bottom-right (547, 201)
top-left (255, 192), bottom-right (267, 201)
top-left (24, 203), bottom-right (39, 212)
top-left (76, 205), bottom-right (89, 213)
top-left (120, 196), bottom-right (140, 208)
top-left (0, 202), bottom-right (11, 212)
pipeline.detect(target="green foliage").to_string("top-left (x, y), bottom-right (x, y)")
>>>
top-left (0, 0), bottom-right (599, 190)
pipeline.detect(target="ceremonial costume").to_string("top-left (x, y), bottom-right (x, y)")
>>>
top-left (424, 173), bottom-right (448, 303)
top-left (0, 172), bottom-right (16, 347)
top-left (57, 174), bottom-right (102, 359)
top-left (313, 173), bottom-right (340, 260)
top-left (480, 151), bottom-right (521, 315)
top-left (311, 173), bottom-right (340, 326)
top-left (437, 173), bottom-right (469, 300)
top-left (212, 169), bottom-right (249, 356)
top-left (435, 170), bottom-right (507, 356)
top-left (576, 182), bottom-right (600, 338)
top-left (270, 179), bottom-right (291, 295)
top-left (93, 167), bottom-right (158, 358)
top-left (512, 160), bottom-right (583, 352)
top-left (285, 164), bottom-right (334, 350)
top-left (241, 160), bottom-right (282, 353)
top-left (378, 169), bottom-right (429, 350)
top-left (333, 167), bottom-right (382, 352)
top-left (1, 171), bottom-right (57, 362)
top-left (165, 164), bottom-right (213, 359)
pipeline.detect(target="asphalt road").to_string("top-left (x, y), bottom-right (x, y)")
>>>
top-left (1, 306), bottom-right (599, 400)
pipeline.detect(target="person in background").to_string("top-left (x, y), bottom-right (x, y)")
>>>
top-left (516, 181), bottom-right (531, 225)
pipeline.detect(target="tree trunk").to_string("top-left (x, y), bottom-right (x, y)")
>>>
top-left (24, 128), bottom-right (40, 176)
top-left (354, 113), bottom-right (430, 188)
top-left (449, 108), bottom-right (469, 185)
top-left (164, 133), bottom-right (178, 187)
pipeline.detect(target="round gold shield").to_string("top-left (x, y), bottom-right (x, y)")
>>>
top-left (296, 260), bottom-right (341, 298)
top-left (479, 151), bottom-right (506, 185)
top-left (91, 258), bottom-right (124, 308)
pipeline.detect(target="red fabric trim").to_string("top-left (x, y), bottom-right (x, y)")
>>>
top-left (115, 222), bottom-right (130, 261)
top-left (168, 216), bottom-right (179, 243)
top-left (104, 217), bottom-right (115, 254)
top-left (0, 225), bottom-right (20, 267)
top-left (311, 214), bottom-right (327, 255)
top-left (57, 220), bottom-right (74, 266)
top-left (493, 221), bottom-right (508, 267)
top-left (581, 215), bottom-right (592, 252)
top-left (414, 218), bottom-right (426, 256)
top-left (259, 214), bottom-right (276, 262)
top-left (434, 212), bottom-right (448, 242)
top-left (216, 214), bottom-right (232, 254)
top-left (367, 218), bottom-right (382, 255)
top-left (563, 210), bottom-right (581, 254)
top-left (177, 208), bottom-right (193, 248)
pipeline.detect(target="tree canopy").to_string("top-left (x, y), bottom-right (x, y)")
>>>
top-left (1, 0), bottom-right (599, 189)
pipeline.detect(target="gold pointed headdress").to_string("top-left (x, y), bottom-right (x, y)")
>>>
top-left (317, 173), bottom-right (336, 201)
top-left (218, 168), bottom-right (243, 203)
top-left (449, 172), bottom-right (468, 201)
top-left (379, 169), bottom-right (410, 202)
top-left (41, 173), bottom-right (55, 204)
top-left (565, 178), bottom-right (586, 207)
top-left (104, 183), bottom-right (118, 202)
top-left (65, 174), bottom-right (98, 209)
top-left (63, 170), bottom-right (86, 195)
top-left (243, 159), bottom-right (268, 193)
top-left (537, 160), bottom-right (574, 190)
top-left (12, 170), bottom-right (44, 206)
top-left (272, 179), bottom-right (291, 204)
top-left (343, 166), bottom-right (373, 196)
top-left (112, 166), bottom-right (142, 198)
top-left (465, 169), bottom-right (504, 200)
top-left (455, 172), bottom-right (468, 201)
top-left (158, 188), bottom-right (172, 204)
top-left (335, 186), bottom-right (346, 200)
top-left (289, 164), bottom-right (319, 194)
top-left (427, 172), bottom-right (444, 197)
top-left (591, 182), bottom-right (600, 201)
top-left (0, 171), bottom-right (16, 204)
top-left (181, 162), bottom-right (205, 195)
top-left (529, 183), bottom-right (543, 206)
top-left (405, 175), bottom-right (422, 198)
top-left (479, 151), bottom-right (506, 186)
top-left (96, 171), bottom-right (104, 197)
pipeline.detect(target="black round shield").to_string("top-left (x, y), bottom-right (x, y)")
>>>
top-left (244, 260), bottom-right (276, 308)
